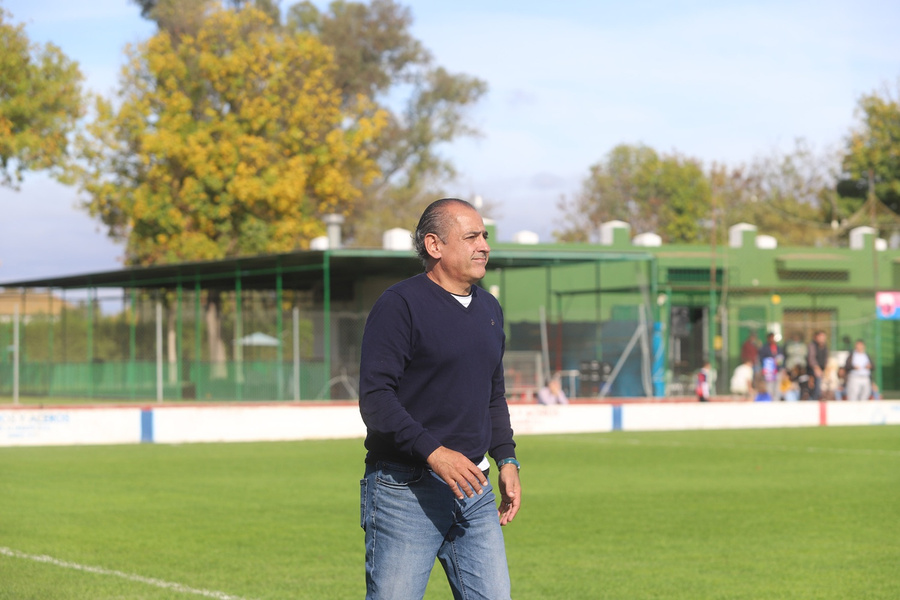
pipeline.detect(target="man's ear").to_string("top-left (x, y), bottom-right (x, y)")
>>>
top-left (424, 232), bottom-right (442, 260)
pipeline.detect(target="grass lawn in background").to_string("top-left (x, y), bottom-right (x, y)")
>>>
top-left (1, 426), bottom-right (898, 599)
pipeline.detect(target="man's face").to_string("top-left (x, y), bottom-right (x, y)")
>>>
top-left (429, 204), bottom-right (490, 292)
top-left (816, 332), bottom-right (827, 345)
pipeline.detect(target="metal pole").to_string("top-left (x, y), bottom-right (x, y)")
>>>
top-left (48, 290), bottom-right (54, 395)
top-left (13, 304), bottom-right (19, 405)
top-left (156, 300), bottom-right (163, 403)
top-left (194, 282), bottom-right (202, 400)
top-left (235, 270), bottom-right (243, 401)
top-left (293, 306), bottom-right (300, 401)
top-left (87, 289), bottom-right (94, 399)
top-left (868, 170), bottom-right (882, 392)
top-left (176, 284), bottom-right (183, 398)
top-left (276, 267), bottom-right (284, 400)
top-left (129, 288), bottom-right (136, 401)
top-left (539, 305), bottom-right (550, 384)
top-left (323, 251), bottom-right (331, 400)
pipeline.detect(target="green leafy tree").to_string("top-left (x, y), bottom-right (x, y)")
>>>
top-left (0, 6), bottom-right (83, 188)
top-left (717, 140), bottom-right (838, 246)
top-left (557, 144), bottom-right (711, 243)
top-left (841, 80), bottom-right (900, 218)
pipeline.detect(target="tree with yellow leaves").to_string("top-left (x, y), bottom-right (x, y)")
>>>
top-left (0, 6), bottom-right (83, 188)
top-left (73, 3), bottom-right (385, 266)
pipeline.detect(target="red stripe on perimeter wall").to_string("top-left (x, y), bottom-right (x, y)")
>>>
top-left (819, 401), bottom-right (827, 426)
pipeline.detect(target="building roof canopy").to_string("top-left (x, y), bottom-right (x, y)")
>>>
top-left (0, 247), bottom-right (651, 291)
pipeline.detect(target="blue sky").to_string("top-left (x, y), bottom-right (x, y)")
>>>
top-left (1, 0), bottom-right (899, 283)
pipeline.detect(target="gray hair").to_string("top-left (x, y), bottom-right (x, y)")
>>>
top-left (413, 198), bottom-right (475, 267)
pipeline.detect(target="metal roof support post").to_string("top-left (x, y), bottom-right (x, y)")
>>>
top-left (194, 281), bottom-right (202, 401)
top-left (129, 288), bottom-right (136, 400)
top-left (176, 284), bottom-right (183, 400)
top-left (708, 276), bottom-right (717, 382)
top-left (235, 268), bottom-right (243, 402)
top-left (87, 288), bottom-right (94, 400)
top-left (323, 251), bottom-right (332, 401)
top-left (275, 263), bottom-right (284, 401)
top-left (292, 306), bottom-right (301, 401)
top-left (594, 261), bottom-right (603, 373)
top-left (48, 289), bottom-right (55, 395)
top-left (545, 266), bottom-right (553, 379)
top-left (12, 304), bottom-right (19, 405)
top-left (20, 289), bottom-right (27, 365)
top-left (555, 292), bottom-right (563, 373)
top-left (156, 298), bottom-right (163, 403)
top-left (61, 289), bottom-right (67, 367)
top-left (875, 318), bottom-right (882, 393)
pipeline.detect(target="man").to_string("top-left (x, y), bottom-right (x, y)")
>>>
top-left (730, 359), bottom-right (755, 401)
top-left (842, 339), bottom-right (873, 401)
top-left (807, 330), bottom-right (829, 400)
top-left (740, 331), bottom-right (759, 369)
top-left (758, 332), bottom-right (784, 401)
top-left (537, 373), bottom-right (569, 405)
top-left (358, 198), bottom-right (521, 600)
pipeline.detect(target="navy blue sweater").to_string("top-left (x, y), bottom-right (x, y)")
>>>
top-left (358, 273), bottom-right (516, 466)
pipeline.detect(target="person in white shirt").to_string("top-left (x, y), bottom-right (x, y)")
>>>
top-left (537, 374), bottom-right (569, 405)
top-left (842, 339), bottom-right (873, 401)
top-left (730, 359), bottom-right (755, 400)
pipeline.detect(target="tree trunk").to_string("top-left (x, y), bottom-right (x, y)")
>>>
top-left (166, 300), bottom-right (178, 384)
top-left (206, 290), bottom-right (227, 379)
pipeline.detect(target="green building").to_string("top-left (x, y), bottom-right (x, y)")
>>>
top-left (1, 219), bottom-right (895, 401)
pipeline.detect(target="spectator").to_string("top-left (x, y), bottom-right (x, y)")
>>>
top-left (784, 332), bottom-right (807, 372)
top-left (780, 369), bottom-right (799, 402)
top-left (822, 357), bottom-right (841, 400)
top-left (696, 360), bottom-right (712, 402)
top-left (740, 332), bottom-right (759, 369)
top-left (759, 332), bottom-right (784, 401)
top-left (754, 379), bottom-right (773, 402)
top-left (537, 374), bottom-right (569, 405)
top-left (807, 331), bottom-right (829, 400)
top-left (843, 339), bottom-right (873, 401)
top-left (729, 359), bottom-right (754, 401)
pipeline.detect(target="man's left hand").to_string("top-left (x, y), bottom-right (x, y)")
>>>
top-left (497, 464), bottom-right (521, 526)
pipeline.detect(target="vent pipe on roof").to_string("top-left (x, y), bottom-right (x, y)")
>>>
top-left (323, 214), bottom-right (344, 249)
top-left (512, 230), bottom-right (540, 244)
top-left (728, 223), bottom-right (757, 248)
top-left (383, 228), bottom-right (413, 251)
top-left (599, 221), bottom-right (630, 245)
top-left (632, 232), bottom-right (662, 247)
top-left (755, 235), bottom-right (777, 250)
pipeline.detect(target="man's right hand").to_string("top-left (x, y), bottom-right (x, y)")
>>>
top-left (426, 446), bottom-right (488, 499)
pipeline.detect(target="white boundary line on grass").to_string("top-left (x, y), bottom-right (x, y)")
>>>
top-left (0, 546), bottom-right (255, 600)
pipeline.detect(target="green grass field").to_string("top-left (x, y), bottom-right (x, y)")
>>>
top-left (1, 426), bottom-right (898, 599)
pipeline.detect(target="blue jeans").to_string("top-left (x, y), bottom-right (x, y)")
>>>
top-left (360, 461), bottom-right (511, 600)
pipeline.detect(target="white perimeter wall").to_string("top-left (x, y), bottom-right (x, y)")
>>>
top-left (1, 401), bottom-right (899, 447)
